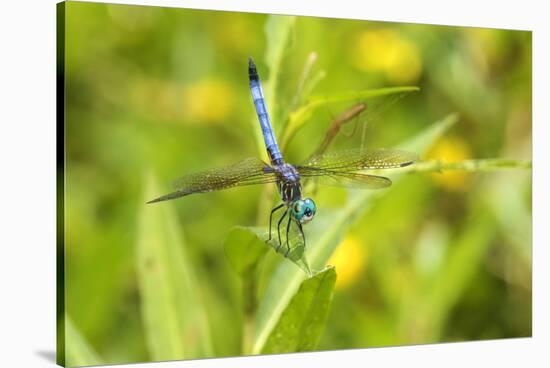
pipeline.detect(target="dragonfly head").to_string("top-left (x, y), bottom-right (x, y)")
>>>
top-left (290, 198), bottom-right (316, 224)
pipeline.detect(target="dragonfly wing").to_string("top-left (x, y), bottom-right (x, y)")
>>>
top-left (300, 148), bottom-right (418, 171)
top-left (147, 157), bottom-right (277, 203)
top-left (297, 167), bottom-right (392, 189)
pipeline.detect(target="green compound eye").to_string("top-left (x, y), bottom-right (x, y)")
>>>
top-left (290, 198), bottom-right (316, 224)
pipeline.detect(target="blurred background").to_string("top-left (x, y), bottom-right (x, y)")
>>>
top-left (61, 1), bottom-right (531, 365)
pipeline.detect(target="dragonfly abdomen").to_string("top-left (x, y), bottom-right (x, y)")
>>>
top-left (248, 58), bottom-right (283, 165)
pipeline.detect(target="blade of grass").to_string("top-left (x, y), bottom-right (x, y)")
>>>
top-left (300, 69), bottom-right (327, 105)
top-left (416, 206), bottom-right (496, 340)
top-left (137, 174), bottom-right (213, 361)
top-left (224, 226), bottom-right (269, 355)
top-left (65, 315), bottom-right (103, 367)
top-left (252, 113), bottom-right (459, 354)
top-left (291, 52), bottom-right (320, 109)
top-left (261, 266), bottom-right (336, 354)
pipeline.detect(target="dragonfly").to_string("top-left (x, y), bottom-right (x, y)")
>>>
top-left (148, 58), bottom-right (418, 256)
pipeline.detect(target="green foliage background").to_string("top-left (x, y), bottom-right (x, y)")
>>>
top-left (60, 1), bottom-right (531, 366)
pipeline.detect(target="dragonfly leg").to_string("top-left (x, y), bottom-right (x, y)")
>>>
top-left (276, 209), bottom-right (288, 252)
top-left (297, 222), bottom-right (306, 249)
top-left (285, 216), bottom-right (292, 256)
top-left (268, 203), bottom-right (285, 241)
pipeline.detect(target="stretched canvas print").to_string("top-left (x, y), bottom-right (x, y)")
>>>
top-left (57, 1), bottom-right (532, 366)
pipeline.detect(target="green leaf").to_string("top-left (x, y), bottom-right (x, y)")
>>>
top-left (252, 113), bottom-right (458, 354)
top-left (224, 226), bottom-right (269, 276)
top-left (261, 266), bottom-right (336, 354)
top-left (137, 174), bottom-right (213, 361)
top-left (281, 86), bottom-right (420, 148)
top-left (65, 315), bottom-right (103, 367)
top-left (226, 226), bottom-right (311, 276)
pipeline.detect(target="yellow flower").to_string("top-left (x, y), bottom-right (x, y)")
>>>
top-left (183, 79), bottom-right (234, 124)
top-left (351, 28), bottom-right (422, 84)
top-left (328, 235), bottom-right (367, 289)
top-left (426, 136), bottom-right (472, 192)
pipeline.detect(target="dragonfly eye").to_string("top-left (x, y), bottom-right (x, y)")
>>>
top-left (299, 198), bottom-right (316, 224)
top-left (290, 198), bottom-right (316, 224)
top-left (290, 200), bottom-right (304, 221)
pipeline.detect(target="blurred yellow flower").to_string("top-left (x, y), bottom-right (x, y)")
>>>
top-left (328, 235), bottom-right (367, 289)
top-left (426, 136), bottom-right (472, 192)
top-left (352, 28), bottom-right (422, 84)
top-left (183, 79), bottom-right (234, 124)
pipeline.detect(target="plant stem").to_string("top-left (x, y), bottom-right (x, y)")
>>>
top-left (290, 52), bottom-right (318, 110)
top-left (398, 158), bottom-right (532, 174)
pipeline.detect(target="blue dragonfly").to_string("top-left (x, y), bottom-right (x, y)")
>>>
top-left (148, 58), bottom-right (418, 255)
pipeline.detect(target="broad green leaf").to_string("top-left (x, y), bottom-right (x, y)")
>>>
top-left (226, 226), bottom-right (311, 276)
top-left (224, 226), bottom-right (269, 276)
top-left (261, 266), bottom-right (336, 354)
top-left (65, 315), bottom-right (103, 367)
top-left (252, 113), bottom-right (458, 354)
top-left (281, 86), bottom-right (420, 148)
top-left (137, 174), bottom-right (213, 361)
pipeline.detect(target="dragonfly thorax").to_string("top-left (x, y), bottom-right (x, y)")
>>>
top-left (274, 163), bottom-right (302, 203)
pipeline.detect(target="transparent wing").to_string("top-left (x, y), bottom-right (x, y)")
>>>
top-left (296, 167), bottom-right (392, 189)
top-left (147, 158), bottom-right (277, 203)
top-left (298, 148), bottom-right (418, 172)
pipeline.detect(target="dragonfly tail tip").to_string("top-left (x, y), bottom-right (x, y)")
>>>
top-left (248, 57), bottom-right (258, 79)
